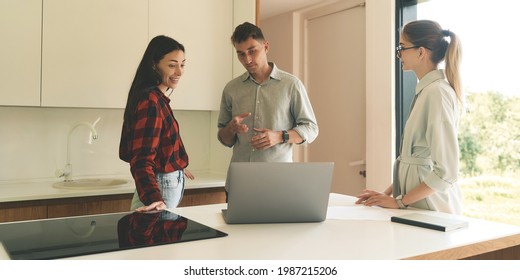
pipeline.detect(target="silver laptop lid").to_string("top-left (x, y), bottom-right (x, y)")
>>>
top-left (224, 162), bottom-right (334, 224)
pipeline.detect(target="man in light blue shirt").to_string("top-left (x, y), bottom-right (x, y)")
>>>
top-left (218, 22), bottom-right (318, 163)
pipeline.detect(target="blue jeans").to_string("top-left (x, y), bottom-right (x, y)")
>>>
top-left (130, 170), bottom-right (185, 210)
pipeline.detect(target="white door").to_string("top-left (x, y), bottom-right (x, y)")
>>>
top-left (305, 3), bottom-right (366, 195)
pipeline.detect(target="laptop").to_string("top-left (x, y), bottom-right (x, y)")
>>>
top-left (222, 162), bottom-right (334, 224)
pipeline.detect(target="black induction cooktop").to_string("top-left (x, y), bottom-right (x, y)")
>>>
top-left (0, 211), bottom-right (227, 260)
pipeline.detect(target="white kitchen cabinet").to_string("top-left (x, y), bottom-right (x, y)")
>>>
top-left (2, 0), bottom-right (254, 109)
top-left (0, 0), bottom-right (41, 107)
top-left (41, 0), bottom-right (148, 108)
top-left (149, 0), bottom-right (233, 110)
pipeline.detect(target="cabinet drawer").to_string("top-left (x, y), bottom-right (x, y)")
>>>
top-left (47, 194), bottom-right (133, 218)
top-left (0, 201), bottom-right (47, 223)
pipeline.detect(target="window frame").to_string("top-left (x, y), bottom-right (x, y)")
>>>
top-left (395, 0), bottom-right (418, 157)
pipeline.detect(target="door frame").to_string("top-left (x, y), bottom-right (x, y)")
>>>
top-left (301, 1), bottom-right (367, 194)
top-left (291, 0), bottom-right (395, 191)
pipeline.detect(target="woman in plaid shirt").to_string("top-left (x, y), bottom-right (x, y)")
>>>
top-left (120, 35), bottom-right (194, 213)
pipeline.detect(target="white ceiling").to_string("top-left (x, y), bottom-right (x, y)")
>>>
top-left (259, 0), bottom-right (325, 20)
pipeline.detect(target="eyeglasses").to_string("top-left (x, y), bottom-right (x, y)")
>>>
top-left (396, 45), bottom-right (421, 58)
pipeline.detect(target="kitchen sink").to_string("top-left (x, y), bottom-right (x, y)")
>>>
top-left (53, 178), bottom-right (128, 190)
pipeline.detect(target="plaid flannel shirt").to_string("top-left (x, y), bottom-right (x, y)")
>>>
top-left (119, 88), bottom-right (189, 206)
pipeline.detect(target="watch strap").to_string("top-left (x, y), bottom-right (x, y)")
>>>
top-left (282, 130), bottom-right (289, 143)
top-left (395, 195), bottom-right (408, 209)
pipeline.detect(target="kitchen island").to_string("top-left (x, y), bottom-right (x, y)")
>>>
top-left (40, 194), bottom-right (520, 260)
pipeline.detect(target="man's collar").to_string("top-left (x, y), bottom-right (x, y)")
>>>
top-left (241, 62), bottom-right (281, 83)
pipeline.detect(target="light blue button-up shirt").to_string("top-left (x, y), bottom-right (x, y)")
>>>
top-left (218, 63), bottom-right (318, 163)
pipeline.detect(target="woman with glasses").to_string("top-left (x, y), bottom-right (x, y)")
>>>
top-left (356, 20), bottom-right (463, 214)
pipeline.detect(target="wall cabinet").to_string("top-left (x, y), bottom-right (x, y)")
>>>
top-left (149, 0), bottom-right (233, 110)
top-left (2, 0), bottom-right (240, 109)
top-left (41, 0), bottom-right (148, 108)
top-left (0, 0), bottom-right (41, 106)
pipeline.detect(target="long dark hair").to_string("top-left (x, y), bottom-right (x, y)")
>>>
top-left (123, 35), bottom-right (185, 126)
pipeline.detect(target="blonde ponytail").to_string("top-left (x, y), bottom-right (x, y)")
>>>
top-left (402, 20), bottom-right (463, 106)
top-left (444, 30), bottom-right (463, 105)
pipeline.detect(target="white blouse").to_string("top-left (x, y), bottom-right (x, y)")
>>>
top-left (396, 69), bottom-right (462, 214)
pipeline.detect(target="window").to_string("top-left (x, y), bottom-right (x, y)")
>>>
top-left (395, 0), bottom-right (417, 155)
top-left (396, 0), bottom-right (520, 225)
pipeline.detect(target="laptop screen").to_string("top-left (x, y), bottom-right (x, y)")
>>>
top-left (224, 162), bottom-right (334, 224)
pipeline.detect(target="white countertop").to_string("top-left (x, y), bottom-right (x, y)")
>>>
top-left (0, 170), bottom-right (226, 203)
top-left (62, 193), bottom-right (520, 260)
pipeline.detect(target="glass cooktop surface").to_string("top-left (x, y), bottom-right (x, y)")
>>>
top-left (0, 211), bottom-right (227, 260)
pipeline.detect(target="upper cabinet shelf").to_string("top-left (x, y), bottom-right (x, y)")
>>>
top-left (0, 0), bottom-right (41, 107)
top-left (41, 0), bottom-right (148, 109)
top-left (149, 0), bottom-right (233, 111)
top-left (1, 0), bottom-right (251, 110)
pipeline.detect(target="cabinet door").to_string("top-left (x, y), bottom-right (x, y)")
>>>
top-left (47, 194), bottom-right (132, 218)
top-left (0, 201), bottom-right (47, 223)
top-left (149, 0), bottom-right (233, 110)
top-left (0, 0), bottom-right (41, 106)
top-left (41, 0), bottom-right (148, 108)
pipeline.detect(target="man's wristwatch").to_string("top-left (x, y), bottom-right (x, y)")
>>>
top-left (281, 130), bottom-right (289, 144)
top-left (395, 195), bottom-right (408, 209)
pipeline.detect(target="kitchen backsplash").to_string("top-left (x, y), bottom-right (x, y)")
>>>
top-left (0, 107), bottom-right (228, 182)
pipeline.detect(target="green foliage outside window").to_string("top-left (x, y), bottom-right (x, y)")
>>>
top-left (458, 91), bottom-right (520, 225)
top-left (458, 91), bottom-right (520, 177)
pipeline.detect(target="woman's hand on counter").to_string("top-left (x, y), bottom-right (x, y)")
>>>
top-left (184, 169), bottom-right (195, 180)
top-left (135, 201), bottom-right (166, 212)
top-left (355, 189), bottom-right (399, 209)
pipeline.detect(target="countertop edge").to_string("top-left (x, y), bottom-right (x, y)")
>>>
top-left (0, 171), bottom-right (226, 203)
